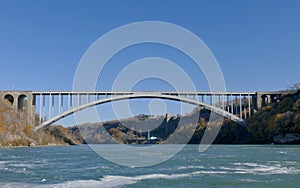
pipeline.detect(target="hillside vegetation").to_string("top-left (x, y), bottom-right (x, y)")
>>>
top-left (73, 90), bottom-right (300, 145)
top-left (246, 90), bottom-right (300, 144)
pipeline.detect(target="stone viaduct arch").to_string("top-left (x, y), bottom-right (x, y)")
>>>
top-left (0, 91), bottom-right (35, 126)
top-left (4, 94), bottom-right (14, 105)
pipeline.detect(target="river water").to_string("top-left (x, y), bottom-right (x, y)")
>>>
top-left (0, 145), bottom-right (299, 187)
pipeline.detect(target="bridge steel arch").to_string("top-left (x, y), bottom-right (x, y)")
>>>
top-left (35, 93), bottom-right (245, 130)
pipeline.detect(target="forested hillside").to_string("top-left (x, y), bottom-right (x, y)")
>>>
top-left (246, 90), bottom-right (300, 144)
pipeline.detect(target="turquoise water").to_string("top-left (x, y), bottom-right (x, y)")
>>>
top-left (0, 145), bottom-right (299, 187)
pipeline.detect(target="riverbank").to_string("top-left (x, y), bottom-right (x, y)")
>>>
top-left (0, 142), bottom-right (76, 149)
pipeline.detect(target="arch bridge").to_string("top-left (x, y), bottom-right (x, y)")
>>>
top-left (0, 90), bottom-right (284, 129)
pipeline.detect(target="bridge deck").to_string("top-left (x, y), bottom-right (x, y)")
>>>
top-left (32, 91), bottom-right (256, 96)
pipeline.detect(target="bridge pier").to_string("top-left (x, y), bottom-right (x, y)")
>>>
top-left (0, 91), bottom-right (36, 126)
top-left (254, 92), bottom-right (284, 110)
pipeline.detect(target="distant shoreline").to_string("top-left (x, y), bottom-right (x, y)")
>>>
top-left (0, 143), bottom-right (74, 149)
top-left (1, 142), bottom-right (299, 149)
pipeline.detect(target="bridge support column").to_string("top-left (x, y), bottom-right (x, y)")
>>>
top-left (58, 94), bottom-right (61, 114)
top-left (227, 95), bottom-right (229, 112)
top-left (235, 95), bottom-right (238, 114)
top-left (230, 95), bottom-right (233, 114)
top-left (48, 93), bottom-right (52, 119)
top-left (253, 92), bottom-right (262, 110)
top-left (239, 94), bottom-right (242, 118)
top-left (248, 94), bottom-right (251, 117)
top-left (39, 93), bottom-right (42, 124)
top-left (68, 94), bottom-right (72, 108)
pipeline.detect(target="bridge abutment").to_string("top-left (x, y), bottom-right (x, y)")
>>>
top-left (0, 91), bottom-right (36, 126)
top-left (255, 92), bottom-right (283, 110)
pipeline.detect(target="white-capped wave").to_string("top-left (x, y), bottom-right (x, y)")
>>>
top-left (0, 170), bottom-right (230, 188)
top-left (177, 165), bottom-right (204, 170)
top-left (278, 151), bottom-right (288, 155)
top-left (9, 163), bottom-right (38, 169)
top-left (223, 162), bottom-right (300, 175)
top-left (1, 162), bottom-right (298, 188)
top-left (284, 161), bottom-right (298, 165)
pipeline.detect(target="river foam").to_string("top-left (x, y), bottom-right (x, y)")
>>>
top-left (221, 162), bottom-right (300, 175)
top-left (1, 163), bottom-right (299, 188)
top-left (0, 170), bottom-right (229, 188)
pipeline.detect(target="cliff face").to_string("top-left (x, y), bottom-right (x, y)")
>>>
top-left (0, 99), bottom-right (81, 147)
top-left (0, 99), bottom-right (34, 146)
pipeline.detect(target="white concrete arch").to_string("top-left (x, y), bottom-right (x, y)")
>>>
top-left (35, 93), bottom-right (245, 130)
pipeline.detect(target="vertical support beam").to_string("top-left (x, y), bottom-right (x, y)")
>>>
top-left (70, 94), bottom-right (73, 108)
top-left (39, 93), bottom-right (42, 124)
top-left (42, 95), bottom-right (45, 123)
top-left (235, 95), bottom-right (238, 114)
top-left (227, 95), bottom-right (229, 112)
top-left (267, 95), bottom-right (271, 104)
top-left (51, 94), bottom-right (54, 118)
top-left (248, 94), bottom-right (251, 117)
top-left (77, 93), bottom-right (80, 106)
top-left (68, 93), bottom-right (70, 109)
top-left (222, 95), bottom-right (224, 110)
top-left (244, 96), bottom-right (247, 120)
top-left (58, 93), bottom-right (61, 114)
top-left (256, 92), bottom-right (262, 110)
top-left (61, 94), bottom-right (64, 112)
top-left (79, 94), bottom-right (82, 105)
top-left (239, 94), bottom-right (242, 119)
top-left (48, 93), bottom-right (52, 119)
top-left (231, 94), bottom-right (233, 114)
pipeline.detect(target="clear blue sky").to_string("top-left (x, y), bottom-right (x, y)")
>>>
top-left (0, 0), bottom-right (299, 92)
top-left (1, 0), bottom-right (300, 124)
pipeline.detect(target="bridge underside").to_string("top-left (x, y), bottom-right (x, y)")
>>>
top-left (34, 93), bottom-right (246, 130)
